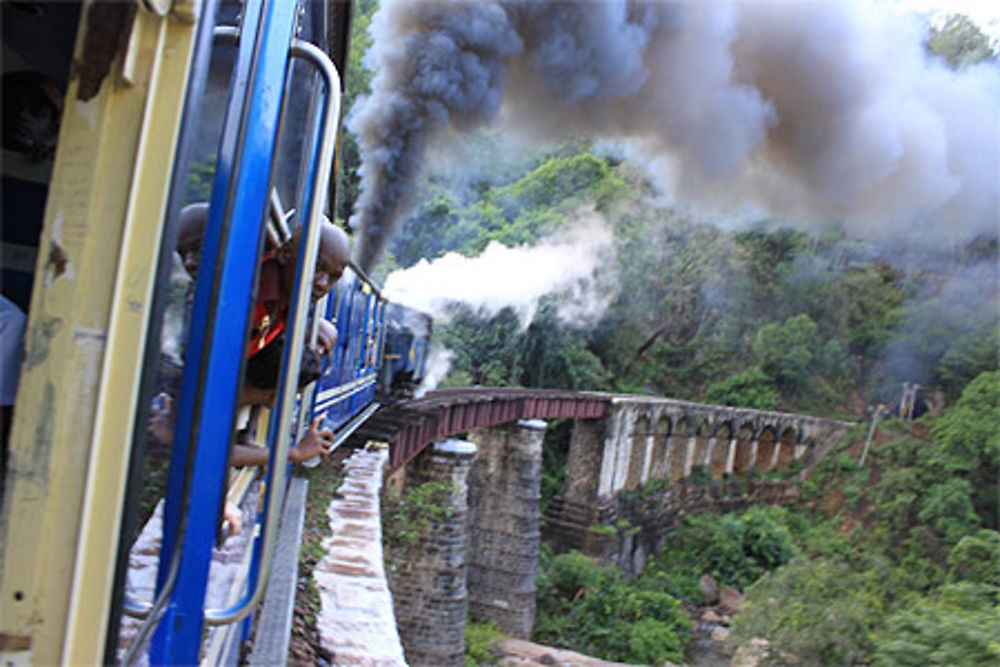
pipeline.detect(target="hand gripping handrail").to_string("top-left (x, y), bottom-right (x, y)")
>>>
top-left (203, 37), bottom-right (342, 626)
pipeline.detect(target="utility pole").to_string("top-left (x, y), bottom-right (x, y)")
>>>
top-left (859, 404), bottom-right (886, 467)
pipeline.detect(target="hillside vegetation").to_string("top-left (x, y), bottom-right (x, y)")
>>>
top-left (528, 372), bottom-right (999, 665)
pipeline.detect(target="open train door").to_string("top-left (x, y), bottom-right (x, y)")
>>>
top-left (0, 1), bottom-right (353, 664)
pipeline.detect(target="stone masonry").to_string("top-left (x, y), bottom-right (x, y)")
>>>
top-left (314, 446), bottom-right (405, 666)
top-left (466, 419), bottom-right (546, 638)
top-left (545, 397), bottom-right (851, 572)
top-left (389, 440), bottom-right (477, 667)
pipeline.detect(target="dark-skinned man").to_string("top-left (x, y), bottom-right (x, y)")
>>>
top-left (248, 218), bottom-right (350, 356)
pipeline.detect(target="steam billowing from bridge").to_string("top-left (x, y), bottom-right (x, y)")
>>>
top-left (348, 0), bottom-right (999, 271)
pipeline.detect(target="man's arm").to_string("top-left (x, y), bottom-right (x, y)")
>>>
top-left (230, 416), bottom-right (334, 467)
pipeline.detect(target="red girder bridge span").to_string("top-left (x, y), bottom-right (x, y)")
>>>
top-left (349, 387), bottom-right (609, 472)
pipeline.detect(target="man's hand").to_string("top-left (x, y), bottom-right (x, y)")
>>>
top-left (289, 416), bottom-right (334, 463)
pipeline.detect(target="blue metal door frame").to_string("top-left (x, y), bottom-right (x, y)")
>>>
top-left (151, 0), bottom-right (298, 661)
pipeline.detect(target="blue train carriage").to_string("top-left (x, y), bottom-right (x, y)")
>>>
top-left (311, 267), bottom-right (387, 444)
top-left (379, 303), bottom-right (434, 400)
top-left (0, 1), bottom-right (359, 665)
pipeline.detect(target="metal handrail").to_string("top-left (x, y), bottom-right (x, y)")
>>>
top-left (204, 37), bottom-right (342, 626)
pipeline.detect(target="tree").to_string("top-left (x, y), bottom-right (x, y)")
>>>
top-left (927, 14), bottom-right (998, 70)
top-left (704, 370), bottom-right (780, 410)
top-left (948, 530), bottom-right (1000, 587)
top-left (335, 0), bottom-right (379, 222)
top-left (874, 583), bottom-right (1000, 666)
top-left (752, 314), bottom-right (821, 391)
top-left (930, 371), bottom-right (1000, 527)
top-left (727, 556), bottom-right (888, 665)
top-left (534, 551), bottom-right (691, 665)
top-left (520, 303), bottom-right (608, 390)
top-left (440, 305), bottom-right (524, 386)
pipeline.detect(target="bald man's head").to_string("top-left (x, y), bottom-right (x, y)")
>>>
top-left (177, 202), bottom-right (209, 281)
top-left (279, 218), bottom-right (351, 303)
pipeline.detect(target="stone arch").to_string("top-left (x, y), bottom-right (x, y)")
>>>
top-left (668, 416), bottom-right (691, 483)
top-left (757, 425), bottom-right (777, 470)
top-left (733, 422), bottom-right (755, 476)
top-left (778, 425), bottom-right (797, 468)
top-left (711, 421), bottom-right (734, 479)
top-left (625, 414), bottom-right (650, 491)
top-left (649, 415), bottom-right (671, 482)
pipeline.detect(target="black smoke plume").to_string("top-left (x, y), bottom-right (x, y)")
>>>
top-left (349, 0), bottom-right (1000, 271)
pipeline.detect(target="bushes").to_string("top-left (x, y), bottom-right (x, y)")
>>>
top-left (704, 370), bottom-right (780, 410)
top-left (533, 551), bottom-right (690, 665)
top-left (464, 621), bottom-right (507, 666)
top-left (650, 508), bottom-right (799, 593)
top-left (727, 555), bottom-right (890, 665)
top-left (874, 583), bottom-right (1000, 666)
top-left (948, 530), bottom-right (1000, 587)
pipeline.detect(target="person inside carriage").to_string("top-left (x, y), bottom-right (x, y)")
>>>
top-left (247, 217), bottom-right (350, 357)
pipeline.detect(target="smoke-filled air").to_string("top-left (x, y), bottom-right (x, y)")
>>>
top-left (349, 0), bottom-right (1000, 271)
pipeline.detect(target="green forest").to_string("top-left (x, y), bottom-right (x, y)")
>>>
top-left (336, 5), bottom-right (999, 665)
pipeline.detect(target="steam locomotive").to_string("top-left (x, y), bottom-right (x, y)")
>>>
top-left (380, 302), bottom-right (434, 400)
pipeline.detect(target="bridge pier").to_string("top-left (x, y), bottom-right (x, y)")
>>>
top-left (467, 419), bottom-right (546, 638)
top-left (389, 440), bottom-right (476, 667)
top-left (770, 440), bottom-right (782, 469)
top-left (725, 436), bottom-right (738, 475)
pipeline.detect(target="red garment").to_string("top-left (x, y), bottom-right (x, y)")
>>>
top-left (247, 254), bottom-right (288, 357)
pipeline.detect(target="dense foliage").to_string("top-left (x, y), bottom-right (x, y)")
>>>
top-left (533, 549), bottom-right (691, 665)
top-left (727, 372), bottom-right (1000, 665)
top-left (645, 508), bottom-right (800, 594)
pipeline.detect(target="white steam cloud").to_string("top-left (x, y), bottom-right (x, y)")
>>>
top-left (382, 212), bottom-right (617, 328)
top-left (350, 0), bottom-right (1000, 270)
top-left (415, 346), bottom-right (454, 398)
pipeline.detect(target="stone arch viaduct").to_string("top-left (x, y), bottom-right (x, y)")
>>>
top-left (317, 388), bottom-right (852, 665)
